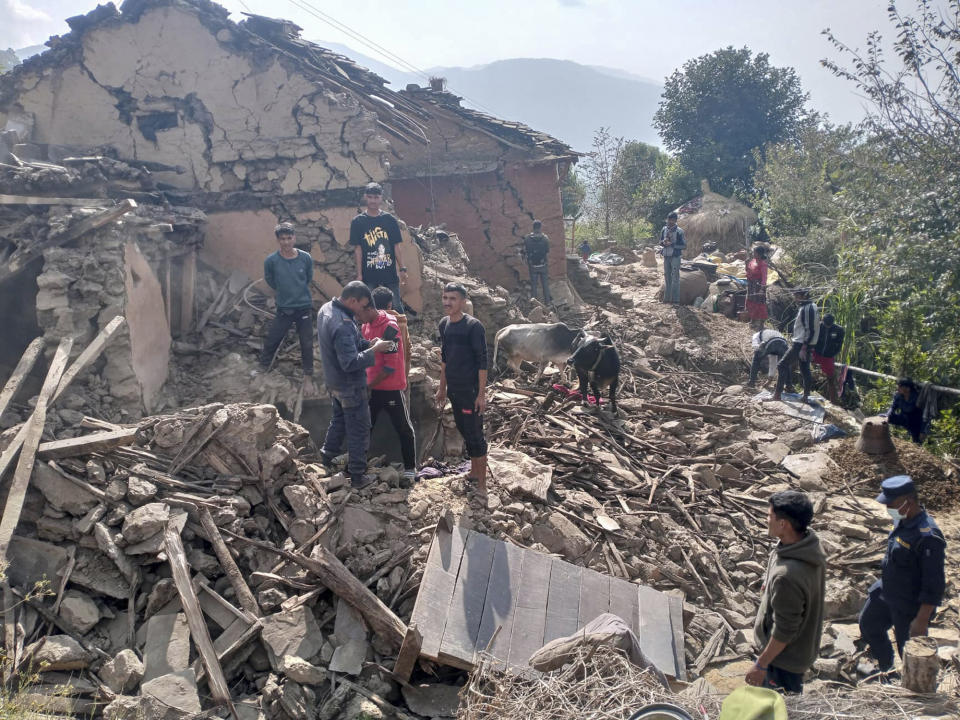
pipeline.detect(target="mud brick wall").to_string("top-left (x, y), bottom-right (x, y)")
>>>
top-left (391, 162), bottom-right (566, 292)
top-left (0, 3), bottom-right (389, 195)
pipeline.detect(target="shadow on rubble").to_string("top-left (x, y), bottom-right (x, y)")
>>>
top-left (673, 305), bottom-right (711, 341)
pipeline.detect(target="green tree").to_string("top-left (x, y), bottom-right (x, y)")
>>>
top-left (635, 156), bottom-right (699, 229)
top-left (560, 168), bottom-right (586, 219)
top-left (654, 47), bottom-right (809, 195)
top-left (581, 127), bottom-right (624, 237)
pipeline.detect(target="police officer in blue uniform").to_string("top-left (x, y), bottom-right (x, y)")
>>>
top-left (859, 475), bottom-right (946, 672)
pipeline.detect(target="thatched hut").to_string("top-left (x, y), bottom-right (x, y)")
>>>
top-left (677, 180), bottom-right (757, 256)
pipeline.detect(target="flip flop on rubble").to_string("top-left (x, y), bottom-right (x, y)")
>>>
top-left (551, 383), bottom-right (603, 405)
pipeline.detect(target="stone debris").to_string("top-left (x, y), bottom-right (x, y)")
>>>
top-left (0, 129), bottom-right (957, 720)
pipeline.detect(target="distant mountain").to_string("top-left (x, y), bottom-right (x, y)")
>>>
top-left (316, 42), bottom-right (663, 153)
top-left (14, 44), bottom-right (45, 61)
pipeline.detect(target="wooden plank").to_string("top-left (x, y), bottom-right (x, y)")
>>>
top-left (577, 568), bottom-right (610, 629)
top-left (411, 525), bottom-right (469, 660)
top-left (0, 194), bottom-right (113, 206)
top-left (437, 531), bottom-right (497, 664)
top-left (53, 315), bottom-right (126, 402)
top-left (636, 584), bottom-right (677, 678)
top-left (37, 428), bottom-right (137, 459)
top-left (506, 549), bottom-right (552, 670)
top-left (179, 249), bottom-right (196, 336)
top-left (163, 524), bottom-right (236, 713)
top-left (0, 337), bottom-right (44, 419)
top-left (0, 338), bottom-right (72, 559)
top-left (608, 577), bottom-right (640, 639)
top-left (543, 560), bottom-right (581, 644)
top-left (392, 624), bottom-right (422, 682)
top-left (667, 593), bottom-right (687, 681)
top-left (476, 541), bottom-right (524, 668)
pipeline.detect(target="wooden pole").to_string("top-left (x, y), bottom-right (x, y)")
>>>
top-left (198, 508), bottom-right (260, 618)
top-left (0, 337), bottom-right (44, 420)
top-left (0, 316), bottom-right (126, 480)
top-left (164, 524), bottom-right (238, 718)
top-left (844, 364), bottom-right (960, 398)
top-left (902, 636), bottom-right (939, 693)
top-left (221, 527), bottom-right (407, 650)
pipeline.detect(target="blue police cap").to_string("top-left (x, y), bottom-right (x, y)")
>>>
top-left (875, 475), bottom-right (916, 504)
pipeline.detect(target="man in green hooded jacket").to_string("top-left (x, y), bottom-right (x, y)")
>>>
top-left (747, 490), bottom-right (826, 693)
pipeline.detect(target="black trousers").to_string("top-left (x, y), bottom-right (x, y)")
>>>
top-left (749, 348), bottom-right (786, 385)
top-left (889, 411), bottom-right (925, 443)
top-left (369, 389), bottom-right (416, 470)
top-left (859, 588), bottom-right (917, 671)
top-left (260, 306), bottom-right (314, 375)
top-left (764, 665), bottom-right (804, 693)
top-left (448, 385), bottom-right (487, 458)
top-left (775, 341), bottom-right (811, 397)
top-left (528, 265), bottom-right (552, 303)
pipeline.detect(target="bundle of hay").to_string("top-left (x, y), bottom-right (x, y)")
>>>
top-left (677, 180), bottom-right (757, 257)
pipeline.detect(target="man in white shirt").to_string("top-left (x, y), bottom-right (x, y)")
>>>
top-left (749, 328), bottom-right (789, 388)
top-left (773, 289), bottom-right (819, 404)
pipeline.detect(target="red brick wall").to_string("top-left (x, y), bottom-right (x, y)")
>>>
top-left (391, 162), bottom-right (566, 290)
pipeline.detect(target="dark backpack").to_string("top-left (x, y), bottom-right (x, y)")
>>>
top-left (816, 324), bottom-right (845, 358)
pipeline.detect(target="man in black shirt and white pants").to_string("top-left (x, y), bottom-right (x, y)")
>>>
top-left (435, 283), bottom-right (489, 493)
top-left (350, 182), bottom-right (408, 312)
top-left (773, 288), bottom-right (819, 404)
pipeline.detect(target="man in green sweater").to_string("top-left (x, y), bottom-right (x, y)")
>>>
top-left (747, 490), bottom-right (826, 693)
top-left (257, 222), bottom-right (315, 392)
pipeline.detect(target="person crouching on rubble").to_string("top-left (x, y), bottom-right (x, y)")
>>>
top-left (317, 281), bottom-right (394, 489)
top-left (256, 222), bottom-right (316, 393)
top-left (362, 286), bottom-right (417, 486)
top-left (747, 490), bottom-right (826, 693)
top-left (885, 377), bottom-right (928, 444)
top-left (435, 283), bottom-right (489, 494)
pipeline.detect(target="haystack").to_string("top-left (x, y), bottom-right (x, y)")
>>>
top-left (677, 180), bottom-right (757, 256)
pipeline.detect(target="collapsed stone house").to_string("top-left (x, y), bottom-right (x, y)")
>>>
top-left (0, 0), bottom-right (577, 317)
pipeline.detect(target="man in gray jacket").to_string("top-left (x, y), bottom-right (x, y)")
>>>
top-left (659, 211), bottom-right (686, 303)
top-left (747, 490), bottom-right (826, 693)
top-left (317, 281), bottom-right (393, 488)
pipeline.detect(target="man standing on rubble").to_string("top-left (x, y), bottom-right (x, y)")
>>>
top-left (860, 476), bottom-right (946, 676)
top-left (257, 222), bottom-right (315, 392)
top-left (435, 283), bottom-right (489, 493)
top-left (350, 182), bottom-right (408, 312)
top-left (317, 281), bottom-right (394, 489)
top-left (362, 286), bottom-right (417, 486)
top-left (659, 211), bottom-right (686, 304)
top-left (772, 288), bottom-right (819, 404)
top-left (747, 490), bottom-right (826, 693)
top-left (522, 220), bottom-right (553, 304)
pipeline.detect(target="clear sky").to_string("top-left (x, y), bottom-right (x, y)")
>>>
top-left (2, 0), bottom-right (907, 125)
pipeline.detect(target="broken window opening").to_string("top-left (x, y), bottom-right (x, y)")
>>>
top-left (136, 111), bottom-right (180, 143)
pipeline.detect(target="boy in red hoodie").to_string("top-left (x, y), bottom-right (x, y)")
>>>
top-left (362, 287), bottom-right (416, 485)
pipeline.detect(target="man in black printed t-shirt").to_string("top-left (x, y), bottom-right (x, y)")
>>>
top-left (435, 283), bottom-right (489, 494)
top-left (350, 182), bottom-right (407, 312)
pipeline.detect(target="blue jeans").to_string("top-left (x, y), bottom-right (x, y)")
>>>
top-left (663, 254), bottom-right (682, 303)
top-left (528, 265), bottom-right (552, 304)
top-left (321, 386), bottom-right (371, 478)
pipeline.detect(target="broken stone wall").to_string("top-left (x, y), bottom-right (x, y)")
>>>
top-left (0, 2), bottom-right (389, 194)
top-left (391, 161), bottom-right (567, 292)
top-left (34, 207), bottom-right (206, 418)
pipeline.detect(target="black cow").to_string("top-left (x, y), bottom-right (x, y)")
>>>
top-left (566, 334), bottom-right (621, 413)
